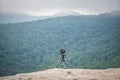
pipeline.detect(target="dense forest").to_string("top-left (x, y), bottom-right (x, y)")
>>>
top-left (0, 13), bottom-right (120, 76)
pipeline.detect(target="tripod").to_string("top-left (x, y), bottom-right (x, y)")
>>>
top-left (56, 49), bottom-right (69, 68)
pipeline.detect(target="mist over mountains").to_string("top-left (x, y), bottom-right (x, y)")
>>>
top-left (0, 10), bottom-right (120, 24)
top-left (0, 11), bottom-right (82, 24)
top-left (0, 11), bottom-right (120, 76)
top-left (0, 13), bottom-right (40, 24)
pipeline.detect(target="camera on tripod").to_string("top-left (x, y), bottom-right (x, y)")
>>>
top-left (56, 49), bottom-right (69, 68)
top-left (60, 49), bottom-right (65, 55)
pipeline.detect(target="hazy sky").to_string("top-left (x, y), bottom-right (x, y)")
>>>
top-left (0, 0), bottom-right (120, 16)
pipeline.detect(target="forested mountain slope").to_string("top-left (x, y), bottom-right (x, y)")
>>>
top-left (0, 14), bottom-right (120, 76)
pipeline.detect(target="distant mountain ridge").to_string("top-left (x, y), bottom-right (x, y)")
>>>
top-left (0, 13), bottom-right (41, 24)
top-left (0, 10), bottom-right (120, 24)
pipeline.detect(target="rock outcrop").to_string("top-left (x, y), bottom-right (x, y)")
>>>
top-left (0, 68), bottom-right (120, 80)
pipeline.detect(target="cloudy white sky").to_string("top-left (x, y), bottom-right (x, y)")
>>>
top-left (0, 0), bottom-right (120, 16)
